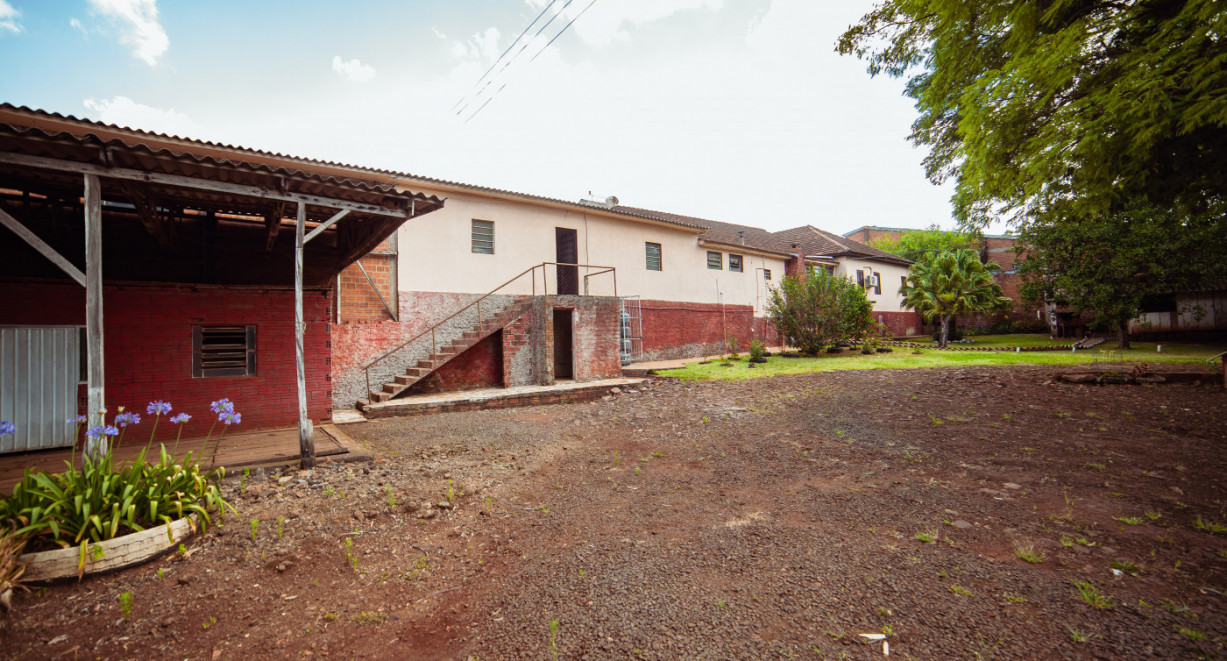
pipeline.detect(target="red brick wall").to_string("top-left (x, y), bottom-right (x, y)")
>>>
top-left (568, 297), bottom-right (622, 380)
top-left (0, 282), bottom-right (332, 439)
top-left (408, 332), bottom-right (503, 394)
top-left (638, 300), bottom-right (775, 361)
top-left (336, 237), bottom-right (396, 322)
top-left (873, 310), bottom-right (923, 337)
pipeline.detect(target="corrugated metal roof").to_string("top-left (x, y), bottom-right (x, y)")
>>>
top-left (0, 104), bottom-right (704, 231)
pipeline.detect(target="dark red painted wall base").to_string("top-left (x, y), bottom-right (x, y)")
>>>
top-left (638, 300), bottom-right (779, 361)
top-left (873, 310), bottom-right (923, 338)
top-left (408, 332), bottom-right (503, 394)
top-left (0, 281), bottom-right (332, 439)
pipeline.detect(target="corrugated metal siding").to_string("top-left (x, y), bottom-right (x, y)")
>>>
top-left (0, 327), bottom-right (80, 453)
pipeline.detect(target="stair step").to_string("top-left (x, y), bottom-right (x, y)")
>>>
top-left (369, 391), bottom-right (391, 403)
top-left (394, 374), bottom-right (418, 385)
top-left (417, 360), bottom-right (438, 370)
top-left (382, 382), bottom-right (407, 395)
top-left (404, 367), bottom-right (428, 377)
top-left (356, 398), bottom-right (371, 409)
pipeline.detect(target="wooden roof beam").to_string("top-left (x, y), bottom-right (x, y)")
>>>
top-left (264, 201), bottom-right (285, 255)
top-left (118, 180), bottom-right (176, 254)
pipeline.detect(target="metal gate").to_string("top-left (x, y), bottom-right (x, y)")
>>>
top-left (0, 326), bottom-right (81, 453)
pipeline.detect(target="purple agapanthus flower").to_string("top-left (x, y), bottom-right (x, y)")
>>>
top-left (85, 424), bottom-right (119, 439)
top-left (170, 412), bottom-right (191, 424)
top-left (67, 414), bottom-right (87, 424)
top-left (0, 420), bottom-right (15, 436)
top-left (210, 398), bottom-right (235, 415)
top-left (113, 412), bottom-right (141, 428)
top-left (219, 410), bottom-right (242, 426)
top-left (147, 400), bottom-right (172, 416)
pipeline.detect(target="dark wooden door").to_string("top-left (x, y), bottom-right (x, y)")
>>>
top-left (555, 227), bottom-right (578, 295)
top-left (553, 309), bottom-right (574, 379)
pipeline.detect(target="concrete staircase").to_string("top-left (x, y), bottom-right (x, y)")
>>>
top-left (357, 297), bottom-right (534, 411)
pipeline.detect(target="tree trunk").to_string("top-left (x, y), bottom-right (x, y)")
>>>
top-left (1116, 318), bottom-right (1131, 350)
top-left (939, 315), bottom-right (951, 348)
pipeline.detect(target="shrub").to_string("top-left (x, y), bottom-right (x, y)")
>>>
top-left (1, 445), bottom-right (232, 555)
top-left (766, 273), bottom-right (873, 355)
top-left (748, 339), bottom-right (767, 362)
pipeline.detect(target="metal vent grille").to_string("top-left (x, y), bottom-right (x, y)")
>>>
top-left (193, 325), bottom-right (256, 377)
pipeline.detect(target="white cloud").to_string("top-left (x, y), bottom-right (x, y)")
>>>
top-left (451, 27), bottom-right (502, 63)
top-left (0, 0), bottom-right (22, 35)
top-left (332, 56), bottom-right (376, 83)
top-left (69, 17), bottom-right (87, 35)
top-left (83, 96), bottom-right (201, 138)
top-left (526, 0), bottom-right (723, 47)
top-left (87, 0), bottom-right (169, 65)
top-left (431, 26), bottom-right (447, 40)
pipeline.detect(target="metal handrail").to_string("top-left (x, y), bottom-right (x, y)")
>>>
top-left (362, 262), bottom-right (617, 399)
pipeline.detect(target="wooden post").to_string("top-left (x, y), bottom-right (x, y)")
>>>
top-left (295, 202), bottom-right (315, 467)
top-left (83, 174), bottom-right (106, 459)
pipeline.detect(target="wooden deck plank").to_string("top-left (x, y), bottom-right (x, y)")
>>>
top-left (0, 427), bottom-right (347, 495)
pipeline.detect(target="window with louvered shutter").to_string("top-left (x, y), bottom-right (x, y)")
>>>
top-left (471, 219), bottom-right (494, 254)
top-left (645, 242), bottom-right (662, 271)
top-left (193, 325), bottom-right (256, 377)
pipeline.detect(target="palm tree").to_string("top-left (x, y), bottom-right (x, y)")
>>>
top-left (900, 249), bottom-right (1011, 347)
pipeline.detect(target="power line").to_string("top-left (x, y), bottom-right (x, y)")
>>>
top-left (465, 0), bottom-right (599, 122)
top-left (530, 0), bottom-right (598, 63)
top-left (459, 0), bottom-right (574, 118)
top-left (453, 0), bottom-right (561, 113)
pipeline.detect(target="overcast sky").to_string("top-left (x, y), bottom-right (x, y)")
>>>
top-left (0, 0), bottom-right (964, 236)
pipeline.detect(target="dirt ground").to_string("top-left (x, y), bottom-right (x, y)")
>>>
top-left (4, 364), bottom-right (1227, 660)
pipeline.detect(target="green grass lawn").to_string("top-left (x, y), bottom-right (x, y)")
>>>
top-left (901, 333), bottom-right (1075, 348)
top-left (658, 335), bottom-right (1225, 382)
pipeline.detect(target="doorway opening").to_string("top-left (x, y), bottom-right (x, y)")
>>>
top-left (555, 227), bottom-right (578, 295)
top-left (552, 308), bottom-right (574, 380)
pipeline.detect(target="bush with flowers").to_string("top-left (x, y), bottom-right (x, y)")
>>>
top-left (0, 399), bottom-right (239, 575)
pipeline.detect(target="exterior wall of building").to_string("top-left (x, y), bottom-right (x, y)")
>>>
top-left (395, 193), bottom-right (787, 311)
top-left (832, 258), bottom-right (912, 314)
top-left (1130, 291), bottom-right (1227, 335)
top-left (637, 300), bottom-right (779, 361)
top-left (405, 332), bottom-right (504, 395)
top-left (0, 281), bottom-right (332, 440)
top-left (336, 236), bottom-right (398, 322)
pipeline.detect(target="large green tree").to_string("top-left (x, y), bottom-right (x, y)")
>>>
top-left (838, 1), bottom-right (1227, 228)
top-left (1017, 200), bottom-right (1226, 349)
top-left (867, 225), bottom-right (983, 261)
top-left (901, 249), bottom-right (1011, 347)
top-left (766, 272), bottom-right (873, 355)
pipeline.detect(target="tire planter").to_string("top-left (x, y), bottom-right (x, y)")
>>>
top-left (19, 515), bottom-right (198, 582)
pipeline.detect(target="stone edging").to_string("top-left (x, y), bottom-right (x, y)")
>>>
top-left (19, 514), bottom-right (198, 582)
top-left (883, 341), bottom-right (1080, 352)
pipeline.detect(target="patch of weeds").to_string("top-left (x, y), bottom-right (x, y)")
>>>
top-left (927, 414), bottom-right (943, 427)
top-left (612, 451), bottom-right (622, 467)
top-left (351, 611), bottom-right (387, 625)
top-left (651, 451), bottom-right (665, 458)
top-left (1144, 510), bottom-right (1162, 521)
top-left (1072, 580), bottom-right (1113, 609)
top-left (1113, 516), bottom-right (1143, 525)
top-left (322, 484), bottom-right (336, 497)
top-left (633, 466), bottom-right (640, 476)
top-left (1053, 411), bottom-right (1072, 419)
top-left (202, 616), bottom-right (216, 630)
top-left (1001, 413), bottom-right (1013, 422)
top-left (385, 485), bottom-right (397, 508)
top-left (1110, 560), bottom-right (1140, 575)
top-left (881, 624), bottom-right (895, 637)
top-left (250, 518), bottom-right (259, 542)
top-left (949, 585), bottom-right (973, 597)
top-left (1002, 593), bottom-right (1028, 604)
top-left (969, 633), bottom-right (1004, 660)
top-left (277, 517), bottom-right (285, 539)
top-left (915, 530), bottom-right (937, 543)
top-left (344, 538), bottom-right (359, 572)
top-left (1175, 627), bottom-right (1206, 641)
top-left (1059, 536), bottom-right (1074, 547)
top-left (835, 429), bottom-right (848, 439)
top-left (1013, 540), bottom-right (1046, 564)
top-left (118, 591), bottom-right (133, 619)
top-left (1192, 515), bottom-right (1227, 534)
top-left (1160, 599), bottom-right (1195, 617)
top-left (1067, 626), bottom-right (1094, 643)
top-left (547, 619), bottom-right (561, 661)
top-left (323, 611), bottom-right (339, 621)
top-left (1085, 463), bottom-right (1108, 471)
top-left (1109, 492), bottom-right (1126, 498)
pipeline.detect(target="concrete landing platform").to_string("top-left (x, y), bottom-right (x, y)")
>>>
top-left (357, 377), bottom-right (647, 420)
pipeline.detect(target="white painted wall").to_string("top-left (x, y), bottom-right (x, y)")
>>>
top-left (832, 258), bottom-right (910, 313)
top-left (397, 191), bottom-right (788, 312)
